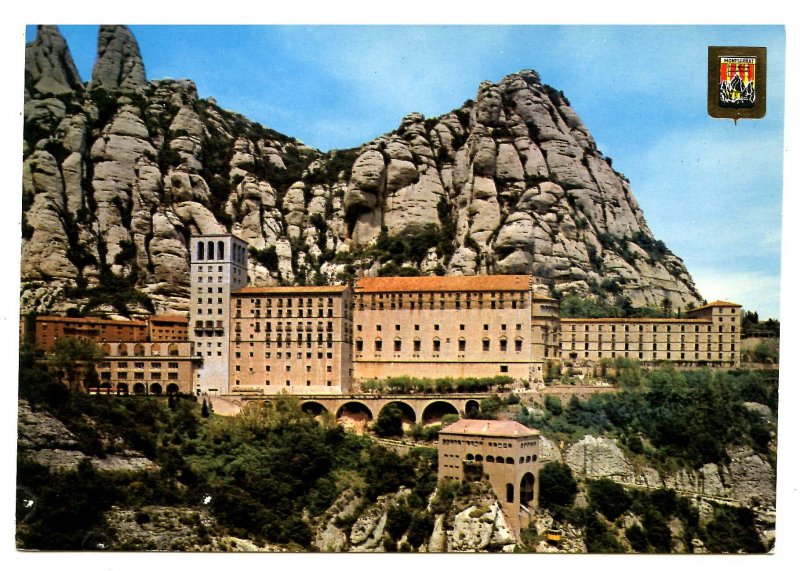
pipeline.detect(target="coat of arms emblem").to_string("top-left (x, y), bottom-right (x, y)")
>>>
top-left (708, 46), bottom-right (766, 121)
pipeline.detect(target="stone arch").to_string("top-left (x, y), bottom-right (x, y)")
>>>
top-left (506, 483), bottom-right (515, 503)
top-left (116, 382), bottom-right (129, 395)
top-left (102, 343), bottom-right (111, 356)
top-left (134, 343), bottom-right (145, 357)
top-left (475, 454), bottom-right (483, 462)
top-left (207, 240), bottom-right (215, 260)
top-left (421, 400), bottom-right (459, 425)
top-left (168, 343), bottom-right (179, 356)
top-left (133, 383), bottom-right (146, 395)
top-left (118, 343), bottom-right (128, 356)
top-left (100, 382), bottom-right (112, 392)
top-left (464, 399), bottom-right (480, 417)
top-left (217, 241), bottom-right (225, 261)
top-left (149, 383), bottom-right (163, 395)
top-left (380, 401), bottom-right (416, 425)
top-left (197, 241), bottom-right (205, 261)
top-left (466, 453), bottom-right (474, 461)
top-left (166, 383), bottom-right (180, 394)
top-left (336, 401), bottom-right (374, 429)
top-left (301, 401), bottom-right (329, 416)
top-left (520, 472), bottom-right (535, 506)
top-left (151, 343), bottom-right (161, 356)
top-left (496, 456), bottom-right (505, 464)
top-left (506, 457), bottom-right (514, 464)
top-left (486, 455), bottom-right (495, 463)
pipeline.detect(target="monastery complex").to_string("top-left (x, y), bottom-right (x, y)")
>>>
top-left (20, 234), bottom-right (742, 397)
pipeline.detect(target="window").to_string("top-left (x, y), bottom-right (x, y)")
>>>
top-left (375, 339), bottom-right (382, 352)
top-left (433, 338), bottom-right (441, 352)
top-left (499, 338), bottom-right (508, 352)
top-left (515, 338), bottom-right (523, 352)
top-left (413, 338), bottom-right (421, 352)
top-left (483, 338), bottom-right (490, 351)
top-left (394, 339), bottom-right (402, 352)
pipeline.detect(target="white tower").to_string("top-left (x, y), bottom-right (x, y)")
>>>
top-left (189, 234), bottom-right (248, 394)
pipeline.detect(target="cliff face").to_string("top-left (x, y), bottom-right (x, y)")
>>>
top-left (21, 25), bottom-right (702, 317)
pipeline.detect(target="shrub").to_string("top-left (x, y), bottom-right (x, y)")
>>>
top-left (538, 462), bottom-right (578, 509)
top-left (587, 478), bottom-right (631, 522)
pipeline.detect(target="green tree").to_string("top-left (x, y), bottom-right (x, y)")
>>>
top-left (374, 403), bottom-right (405, 437)
top-left (587, 478), bottom-right (631, 521)
top-left (47, 338), bottom-right (101, 391)
top-left (538, 462), bottom-right (578, 509)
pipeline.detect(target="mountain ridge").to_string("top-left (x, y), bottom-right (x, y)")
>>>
top-left (21, 25), bottom-right (702, 317)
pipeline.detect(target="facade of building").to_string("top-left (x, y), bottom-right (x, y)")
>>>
top-left (189, 234), bottom-right (249, 395)
top-left (20, 233), bottom-right (744, 397)
top-left (148, 315), bottom-right (189, 342)
top-left (228, 285), bottom-right (354, 395)
top-left (559, 301), bottom-right (742, 368)
top-left (439, 419), bottom-right (541, 534)
top-left (21, 315), bottom-right (149, 352)
top-left (352, 275), bottom-right (554, 384)
top-left (94, 341), bottom-right (196, 395)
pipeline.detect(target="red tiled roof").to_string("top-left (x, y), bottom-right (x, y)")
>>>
top-left (439, 419), bottom-right (538, 437)
top-left (34, 315), bottom-right (147, 326)
top-left (686, 300), bottom-right (742, 312)
top-left (355, 275), bottom-right (532, 293)
top-left (232, 285), bottom-right (349, 296)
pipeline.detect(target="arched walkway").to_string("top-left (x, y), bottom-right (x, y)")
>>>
top-left (301, 401), bottom-right (329, 416)
top-left (380, 401), bottom-right (417, 425)
top-left (421, 400), bottom-right (459, 425)
top-left (116, 383), bottom-right (129, 396)
top-left (520, 472), bottom-right (535, 506)
top-left (149, 383), bottom-right (163, 395)
top-left (464, 399), bottom-right (480, 417)
top-left (166, 383), bottom-right (180, 394)
top-left (336, 401), bottom-right (373, 421)
top-left (133, 383), bottom-right (146, 395)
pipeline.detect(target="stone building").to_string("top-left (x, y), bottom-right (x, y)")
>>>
top-left (94, 341), bottom-right (196, 395)
top-left (147, 314), bottom-right (189, 342)
top-left (228, 285), bottom-right (354, 395)
top-left (439, 419), bottom-right (541, 534)
top-left (352, 275), bottom-right (556, 384)
top-left (560, 301), bottom-right (741, 369)
top-left (188, 234), bottom-right (249, 395)
top-left (21, 314), bottom-right (149, 352)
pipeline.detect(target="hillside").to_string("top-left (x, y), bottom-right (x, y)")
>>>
top-left (22, 25), bottom-right (702, 317)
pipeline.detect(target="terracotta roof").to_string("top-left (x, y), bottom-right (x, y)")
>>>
top-left (232, 285), bottom-right (349, 296)
top-left (439, 419), bottom-right (538, 438)
top-left (561, 317), bottom-right (712, 324)
top-left (148, 314), bottom-right (188, 323)
top-left (355, 275), bottom-right (532, 293)
top-left (34, 315), bottom-right (147, 326)
top-left (686, 300), bottom-right (742, 312)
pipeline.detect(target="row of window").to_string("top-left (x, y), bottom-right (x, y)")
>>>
top-left (357, 291), bottom-right (526, 301)
top-left (236, 297), bottom-right (335, 307)
top-left (567, 332), bottom-right (735, 342)
top-left (565, 351), bottom-right (736, 361)
top-left (567, 322), bottom-right (736, 333)
top-left (357, 323), bottom-right (524, 333)
top-left (356, 338), bottom-right (524, 353)
top-left (568, 342), bottom-right (737, 352)
top-left (359, 300), bottom-right (523, 311)
top-left (236, 364), bottom-right (334, 373)
top-left (100, 372), bottom-right (180, 380)
top-left (234, 351), bottom-right (335, 360)
top-left (100, 344), bottom-right (181, 357)
top-left (97, 361), bottom-right (180, 369)
top-left (235, 309), bottom-right (336, 318)
top-left (195, 240), bottom-right (247, 265)
top-left (234, 379), bottom-right (335, 387)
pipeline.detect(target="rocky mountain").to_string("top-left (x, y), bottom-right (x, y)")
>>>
top-left (21, 25), bottom-right (702, 317)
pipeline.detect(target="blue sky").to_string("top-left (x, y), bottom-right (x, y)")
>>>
top-left (23, 24), bottom-right (785, 318)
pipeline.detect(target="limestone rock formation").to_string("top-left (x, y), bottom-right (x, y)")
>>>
top-left (24, 25), bottom-right (84, 98)
top-left (89, 25), bottom-right (148, 92)
top-left (21, 26), bottom-right (703, 317)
